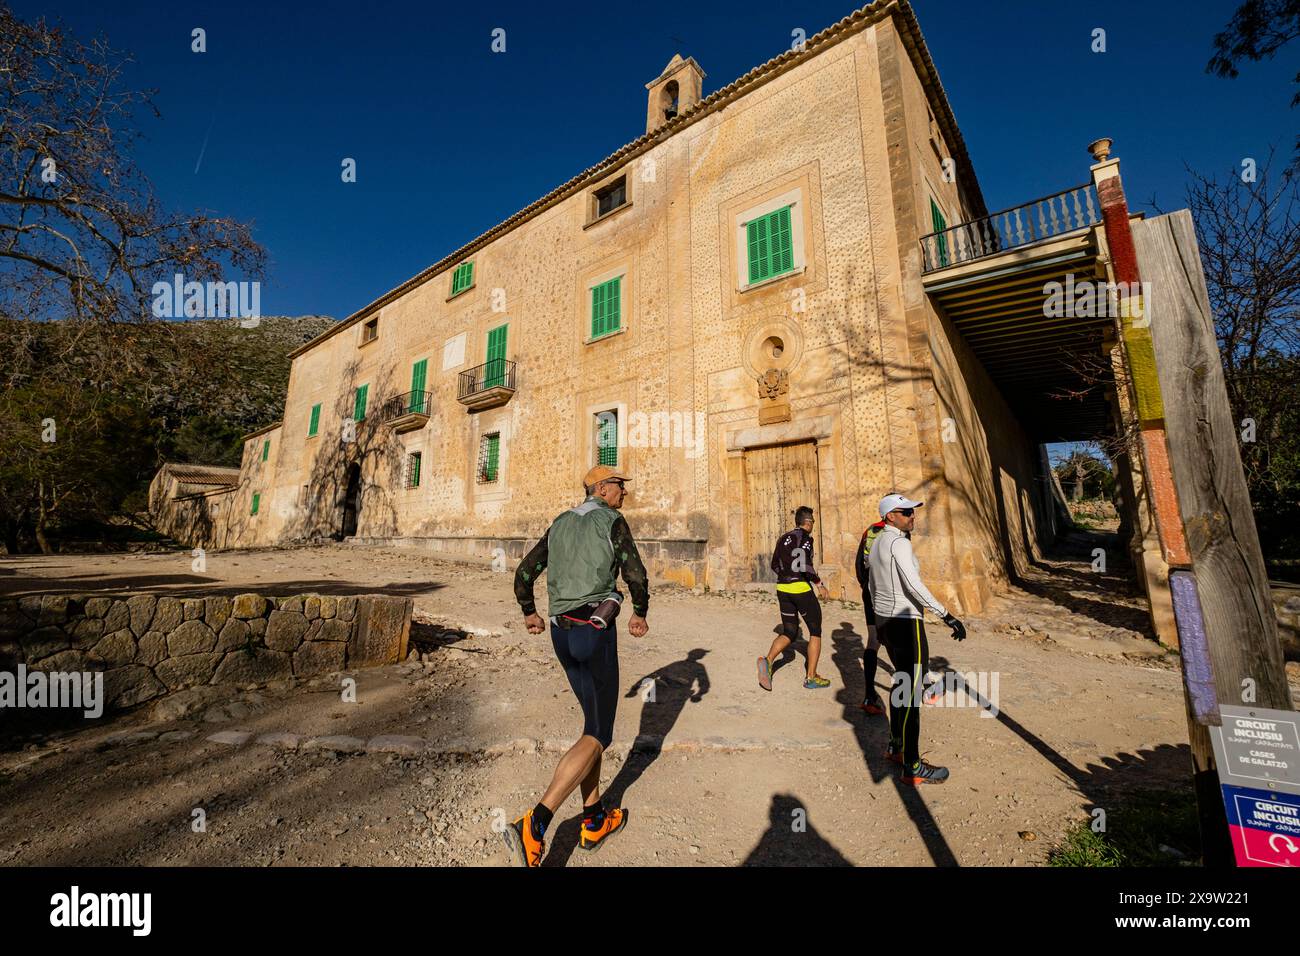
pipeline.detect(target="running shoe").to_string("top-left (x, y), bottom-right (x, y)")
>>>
top-left (860, 695), bottom-right (886, 716)
top-left (903, 759), bottom-right (950, 786)
top-left (757, 656), bottom-right (772, 691)
top-left (502, 809), bottom-right (545, 867)
top-left (803, 675), bottom-right (831, 689)
top-left (578, 807), bottom-right (628, 852)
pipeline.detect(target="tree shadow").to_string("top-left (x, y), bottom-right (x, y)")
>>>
top-left (743, 793), bottom-right (852, 866)
top-left (542, 648), bottom-right (710, 868)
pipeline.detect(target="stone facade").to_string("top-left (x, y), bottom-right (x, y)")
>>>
top-left (151, 3), bottom-right (1055, 612)
top-left (0, 593), bottom-right (412, 713)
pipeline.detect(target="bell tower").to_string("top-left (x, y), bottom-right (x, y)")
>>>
top-left (645, 54), bottom-right (705, 134)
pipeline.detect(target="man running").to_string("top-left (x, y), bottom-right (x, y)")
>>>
top-left (504, 465), bottom-right (650, 866)
top-left (868, 493), bottom-right (967, 785)
top-left (757, 505), bottom-right (831, 691)
top-left (854, 515), bottom-right (888, 715)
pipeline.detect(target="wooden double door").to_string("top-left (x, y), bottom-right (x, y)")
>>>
top-left (744, 441), bottom-right (821, 582)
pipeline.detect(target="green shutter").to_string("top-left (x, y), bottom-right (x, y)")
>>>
top-left (590, 277), bottom-right (621, 339)
top-left (410, 453), bottom-right (421, 487)
top-left (486, 434), bottom-right (500, 481)
top-left (251, 492), bottom-right (260, 515)
top-left (308, 403), bottom-right (321, 437)
top-left (451, 261), bottom-right (474, 296)
top-left (409, 360), bottom-right (428, 412)
top-left (354, 383), bottom-right (369, 420)
top-left (746, 206), bottom-right (794, 284)
top-left (597, 412), bottom-right (618, 467)
top-left (261, 439), bottom-right (269, 462)
top-left (930, 199), bottom-right (948, 267)
top-left (485, 325), bottom-right (507, 388)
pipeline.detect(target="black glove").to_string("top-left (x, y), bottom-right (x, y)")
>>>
top-left (942, 613), bottom-right (967, 642)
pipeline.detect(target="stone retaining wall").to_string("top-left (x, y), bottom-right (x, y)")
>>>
top-left (0, 593), bottom-right (412, 712)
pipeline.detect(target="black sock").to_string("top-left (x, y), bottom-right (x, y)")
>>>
top-left (582, 799), bottom-right (606, 828)
top-left (863, 647), bottom-right (879, 698)
top-left (530, 803), bottom-right (553, 839)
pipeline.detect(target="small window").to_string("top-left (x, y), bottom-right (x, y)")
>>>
top-left (308, 403), bottom-right (321, 437)
top-left (594, 176), bottom-right (627, 218)
top-left (450, 261), bottom-right (474, 297)
top-left (595, 410), bottom-right (618, 467)
top-left (250, 492), bottom-right (260, 516)
top-left (477, 432), bottom-right (500, 483)
top-left (746, 205), bottom-right (795, 284)
top-left (354, 383), bottom-right (369, 421)
top-left (406, 451), bottom-right (422, 489)
top-left (590, 276), bottom-right (622, 339)
top-left (361, 317), bottom-right (379, 344)
top-left (261, 439), bottom-right (270, 462)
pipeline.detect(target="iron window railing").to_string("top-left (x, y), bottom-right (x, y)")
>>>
top-left (382, 390), bottom-right (432, 421)
top-left (458, 359), bottom-right (516, 399)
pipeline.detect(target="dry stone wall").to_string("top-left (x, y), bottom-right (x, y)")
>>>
top-left (0, 592), bottom-right (412, 713)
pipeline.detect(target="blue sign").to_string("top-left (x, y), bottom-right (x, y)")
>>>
top-left (1221, 784), bottom-right (1300, 867)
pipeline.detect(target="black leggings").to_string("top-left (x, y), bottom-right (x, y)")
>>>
top-left (777, 588), bottom-right (822, 639)
top-left (879, 616), bottom-right (929, 767)
top-left (550, 619), bottom-right (619, 748)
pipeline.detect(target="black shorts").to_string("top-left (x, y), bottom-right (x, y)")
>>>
top-left (550, 618), bottom-right (619, 749)
top-left (862, 588), bottom-right (876, 626)
top-left (777, 588), bottom-right (822, 638)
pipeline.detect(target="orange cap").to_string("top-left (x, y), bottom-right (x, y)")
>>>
top-left (584, 465), bottom-right (631, 487)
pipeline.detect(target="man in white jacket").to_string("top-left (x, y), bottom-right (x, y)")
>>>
top-left (867, 493), bottom-right (967, 785)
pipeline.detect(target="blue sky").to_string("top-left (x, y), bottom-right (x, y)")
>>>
top-left (24, 0), bottom-right (1298, 322)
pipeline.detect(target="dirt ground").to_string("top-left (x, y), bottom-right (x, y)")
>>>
top-left (3, 534), bottom-right (1296, 867)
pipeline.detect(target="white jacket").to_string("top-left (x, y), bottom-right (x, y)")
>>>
top-left (867, 524), bottom-right (948, 621)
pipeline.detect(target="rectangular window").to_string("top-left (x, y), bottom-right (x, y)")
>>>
top-left (596, 410), bottom-right (618, 467)
top-left (477, 432), bottom-right (500, 483)
top-left (361, 317), bottom-right (379, 344)
top-left (930, 199), bottom-right (949, 267)
top-left (590, 276), bottom-right (622, 340)
top-left (450, 261), bottom-right (474, 297)
top-left (308, 403), bottom-right (321, 437)
top-left (406, 452), bottom-right (422, 489)
top-left (250, 492), bottom-right (260, 515)
top-left (746, 205), bottom-right (794, 284)
top-left (354, 383), bottom-right (369, 421)
top-left (261, 439), bottom-right (270, 462)
top-left (409, 359), bottom-right (428, 412)
top-left (594, 177), bottom-right (627, 218)
top-left (484, 324), bottom-right (508, 388)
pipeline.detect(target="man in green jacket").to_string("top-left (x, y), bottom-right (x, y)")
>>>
top-left (503, 464), bottom-right (650, 866)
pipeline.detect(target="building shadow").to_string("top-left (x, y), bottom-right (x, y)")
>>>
top-left (743, 793), bottom-right (852, 866)
top-left (542, 647), bottom-right (709, 867)
top-left (829, 619), bottom-right (958, 866)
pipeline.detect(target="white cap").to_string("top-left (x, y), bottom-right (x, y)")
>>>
top-left (879, 493), bottom-right (924, 518)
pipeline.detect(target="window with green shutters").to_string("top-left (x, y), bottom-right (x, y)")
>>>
top-left (409, 360), bottom-right (428, 413)
top-left (450, 261), bottom-right (474, 297)
top-left (590, 277), bottom-right (621, 339)
top-left (596, 410), bottom-right (618, 467)
top-left (308, 403), bottom-right (321, 437)
top-left (484, 325), bottom-right (508, 388)
top-left (354, 383), bottom-right (369, 421)
top-left (477, 432), bottom-right (500, 483)
top-left (930, 199), bottom-right (949, 268)
top-left (251, 492), bottom-right (260, 515)
top-left (407, 452), bottom-right (422, 489)
top-left (746, 205), bottom-right (795, 285)
top-left (261, 439), bottom-right (269, 462)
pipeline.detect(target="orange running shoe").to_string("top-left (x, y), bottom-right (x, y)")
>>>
top-left (578, 807), bottom-right (628, 852)
top-left (502, 809), bottom-right (546, 867)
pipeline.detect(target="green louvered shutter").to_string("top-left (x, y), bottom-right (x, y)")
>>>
top-left (308, 403), bottom-right (321, 437)
top-left (591, 277), bottom-right (621, 339)
top-left (409, 359), bottom-right (428, 412)
top-left (485, 325), bottom-right (507, 388)
top-left (486, 433), bottom-right (500, 481)
top-left (261, 439), bottom-right (269, 462)
top-left (930, 200), bottom-right (948, 267)
top-left (251, 493), bottom-right (260, 515)
top-left (354, 383), bottom-right (369, 421)
top-left (747, 206), bottom-right (794, 284)
top-left (451, 261), bottom-right (474, 296)
top-left (597, 412), bottom-right (618, 467)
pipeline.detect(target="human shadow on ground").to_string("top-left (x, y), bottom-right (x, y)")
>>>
top-left (542, 648), bottom-right (710, 867)
top-left (743, 793), bottom-right (852, 866)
